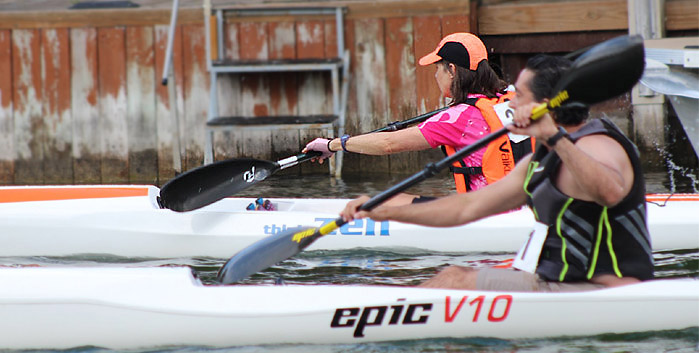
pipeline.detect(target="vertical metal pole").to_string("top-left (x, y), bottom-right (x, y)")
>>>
top-left (216, 9), bottom-right (224, 60)
top-left (335, 7), bottom-right (344, 59)
top-left (204, 0), bottom-right (212, 71)
top-left (334, 50), bottom-right (351, 178)
top-left (333, 7), bottom-right (347, 178)
top-left (163, 0), bottom-right (182, 174)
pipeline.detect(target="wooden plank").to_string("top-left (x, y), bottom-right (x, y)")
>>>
top-left (346, 0), bottom-right (471, 20)
top-left (478, 1), bottom-right (628, 35)
top-left (385, 18), bottom-right (418, 126)
top-left (268, 21), bottom-right (301, 175)
top-left (296, 20), bottom-right (325, 60)
top-left (126, 26), bottom-right (158, 184)
top-left (213, 22), bottom-right (243, 161)
top-left (41, 28), bottom-right (73, 184)
top-left (384, 17), bottom-right (421, 173)
top-left (238, 21), bottom-right (272, 160)
top-left (484, 31), bottom-right (624, 52)
top-left (97, 27), bottom-right (129, 183)
top-left (324, 18), bottom-right (339, 59)
top-left (219, 0), bottom-right (472, 21)
top-left (12, 29), bottom-right (44, 184)
top-left (666, 0), bottom-right (699, 31)
top-left (154, 24), bottom-right (185, 181)
top-left (296, 19), bottom-right (330, 175)
top-left (339, 18), bottom-right (360, 174)
top-left (0, 8), bottom-right (202, 29)
top-left (441, 14), bottom-right (470, 36)
top-left (413, 16), bottom-right (443, 114)
top-left (208, 15), bottom-right (218, 62)
top-left (181, 24), bottom-right (209, 170)
top-left (469, 0), bottom-right (478, 34)
top-left (0, 1), bottom-right (469, 29)
top-left (0, 30), bottom-right (13, 184)
top-left (1, 1), bottom-right (694, 33)
top-left (268, 21), bottom-right (298, 118)
top-left (300, 17), bottom-right (342, 175)
top-left (71, 27), bottom-right (101, 184)
top-left (412, 16), bottom-right (447, 169)
top-left (353, 17), bottom-right (390, 173)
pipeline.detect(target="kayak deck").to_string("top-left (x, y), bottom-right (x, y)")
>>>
top-left (0, 266), bottom-right (696, 349)
top-left (0, 185), bottom-right (697, 258)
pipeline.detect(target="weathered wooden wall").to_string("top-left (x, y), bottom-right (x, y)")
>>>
top-left (0, 24), bottom-right (200, 185)
top-left (0, 0), bottom-right (696, 185)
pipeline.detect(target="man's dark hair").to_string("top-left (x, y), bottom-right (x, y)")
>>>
top-left (525, 54), bottom-right (588, 125)
top-left (441, 60), bottom-right (508, 105)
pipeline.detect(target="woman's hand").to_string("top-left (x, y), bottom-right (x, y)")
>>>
top-left (302, 138), bottom-right (335, 164)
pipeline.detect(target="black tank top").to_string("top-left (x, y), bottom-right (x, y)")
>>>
top-left (523, 118), bottom-right (654, 282)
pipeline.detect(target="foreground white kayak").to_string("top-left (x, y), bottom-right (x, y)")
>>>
top-left (0, 185), bottom-right (697, 258)
top-left (0, 266), bottom-right (696, 349)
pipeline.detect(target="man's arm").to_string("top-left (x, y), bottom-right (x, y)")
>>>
top-left (550, 134), bottom-right (633, 207)
top-left (342, 155), bottom-right (531, 227)
top-left (508, 102), bottom-right (634, 207)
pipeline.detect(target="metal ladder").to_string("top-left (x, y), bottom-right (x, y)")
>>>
top-left (203, 1), bottom-right (350, 176)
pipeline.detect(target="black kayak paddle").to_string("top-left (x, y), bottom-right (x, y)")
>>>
top-left (158, 107), bottom-right (448, 212)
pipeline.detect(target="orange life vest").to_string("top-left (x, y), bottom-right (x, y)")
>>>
top-left (445, 92), bottom-right (536, 193)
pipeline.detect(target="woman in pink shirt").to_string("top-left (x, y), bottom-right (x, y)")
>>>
top-left (304, 33), bottom-right (511, 204)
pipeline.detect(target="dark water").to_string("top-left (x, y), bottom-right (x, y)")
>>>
top-left (4, 170), bottom-right (698, 352)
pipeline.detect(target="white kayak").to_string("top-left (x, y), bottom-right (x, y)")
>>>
top-left (0, 266), bottom-right (696, 349)
top-left (0, 185), bottom-right (697, 258)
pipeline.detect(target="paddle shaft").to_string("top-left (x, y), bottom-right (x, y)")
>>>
top-left (276, 151), bottom-right (322, 170)
top-left (159, 108), bottom-right (449, 212)
top-left (370, 107), bottom-right (448, 133)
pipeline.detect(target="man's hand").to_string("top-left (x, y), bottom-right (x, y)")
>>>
top-left (341, 195), bottom-right (386, 222)
top-left (507, 101), bottom-right (559, 142)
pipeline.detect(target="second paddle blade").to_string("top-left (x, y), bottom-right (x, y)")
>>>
top-left (158, 158), bottom-right (278, 212)
top-left (217, 226), bottom-right (316, 284)
top-left (555, 35), bottom-right (645, 107)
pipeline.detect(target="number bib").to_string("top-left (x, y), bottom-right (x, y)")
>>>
top-left (493, 102), bottom-right (529, 143)
top-left (512, 222), bottom-right (548, 273)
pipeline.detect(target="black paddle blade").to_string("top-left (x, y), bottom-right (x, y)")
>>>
top-left (158, 158), bottom-right (278, 212)
top-left (217, 225), bottom-right (323, 284)
top-left (554, 35), bottom-right (644, 107)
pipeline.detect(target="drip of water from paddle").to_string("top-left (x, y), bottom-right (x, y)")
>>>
top-left (657, 147), bottom-right (699, 193)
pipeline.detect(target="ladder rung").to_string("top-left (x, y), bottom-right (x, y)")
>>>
top-left (213, 6), bottom-right (345, 17)
top-left (207, 115), bottom-right (338, 126)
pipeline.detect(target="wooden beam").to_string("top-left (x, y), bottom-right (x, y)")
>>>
top-left (478, 0), bottom-right (697, 35)
top-left (218, 0), bottom-right (470, 21)
top-left (478, 0), bottom-right (628, 35)
top-left (666, 0), bottom-right (699, 31)
top-left (0, 0), bottom-right (694, 33)
top-left (481, 31), bottom-right (623, 54)
top-left (0, 0), bottom-right (470, 29)
top-left (0, 8), bottom-right (202, 29)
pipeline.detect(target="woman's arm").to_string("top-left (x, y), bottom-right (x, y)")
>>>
top-left (327, 126), bottom-right (431, 155)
